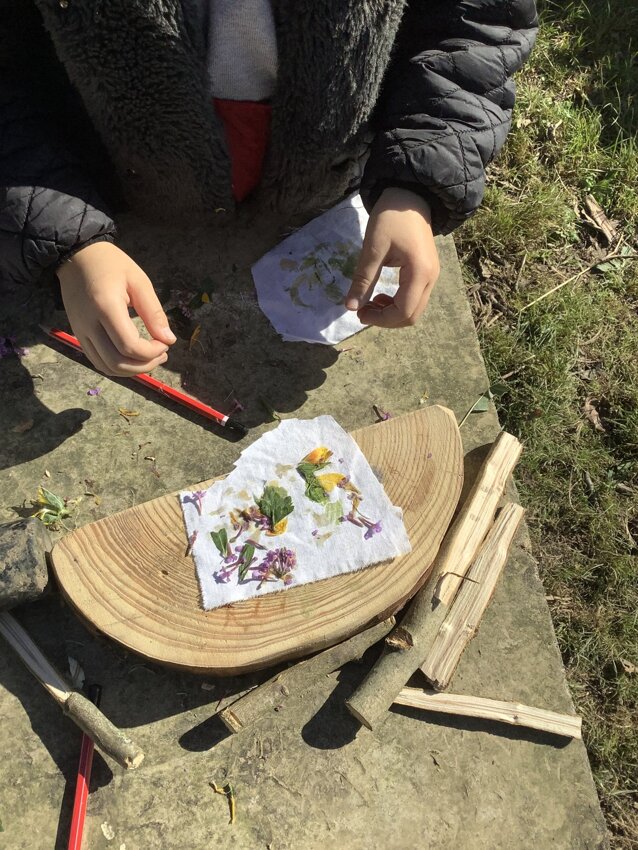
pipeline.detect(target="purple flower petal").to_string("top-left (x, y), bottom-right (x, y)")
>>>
top-left (87, 387), bottom-right (101, 396)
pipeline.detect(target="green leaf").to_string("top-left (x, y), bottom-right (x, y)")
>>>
top-left (257, 485), bottom-right (294, 528)
top-left (489, 381), bottom-right (509, 399)
top-left (40, 487), bottom-right (65, 512)
top-left (211, 528), bottom-right (228, 557)
top-left (238, 544), bottom-right (255, 581)
top-left (304, 476), bottom-right (329, 504)
top-left (472, 395), bottom-right (491, 413)
top-left (297, 461), bottom-right (330, 477)
top-left (323, 501), bottom-right (344, 524)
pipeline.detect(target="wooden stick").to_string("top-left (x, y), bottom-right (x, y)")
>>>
top-left (421, 503), bottom-right (525, 689)
top-left (219, 617), bottom-right (396, 733)
top-left (434, 432), bottom-right (522, 607)
top-left (0, 611), bottom-right (144, 769)
top-left (395, 688), bottom-right (582, 739)
top-left (345, 432), bottom-right (522, 731)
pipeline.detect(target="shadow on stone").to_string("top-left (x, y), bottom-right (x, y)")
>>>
top-left (0, 354), bottom-right (91, 472)
top-left (178, 711), bottom-right (231, 752)
top-left (391, 703), bottom-right (574, 749)
top-left (301, 662), bottom-right (368, 750)
top-left (53, 750), bottom-right (113, 850)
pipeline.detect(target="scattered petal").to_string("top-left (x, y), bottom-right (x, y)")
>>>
top-left (12, 419), bottom-right (34, 434)
top-left (101, 822), bottom-right (115, 841)
top-left (372, 404), bottom-right (392, 422)
top-left (302, 446), bottom-right (332, 465)
top-left (68, 656), bottom-right (85, 689)
top-left (87, 387), bottom-right (102, 396)
top-left (315, 472), bottom-right (346, 493)
top-left (0, 336), bottom-right (29, 358)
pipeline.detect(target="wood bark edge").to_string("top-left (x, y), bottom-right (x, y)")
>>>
top-left (219, 617), bottom-right (395, 733)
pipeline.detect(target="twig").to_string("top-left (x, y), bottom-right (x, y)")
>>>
top-left (458, 391), bottom-right (490, 428)
top-left (394, 688), bottom-right (582, 739)
top-left (519, 246), bottom-right (637, 314)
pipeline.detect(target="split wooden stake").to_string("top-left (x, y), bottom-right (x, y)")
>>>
top-left (345, 432), bottom-right (522, 731)
top-left (0, 611), bottom-right (144, 769)
top-left (219, 617), bottom-right (396, 733)
top-left (395, 688), bottom-right (582, 739)
top-left (421, 503), bottom-right (525, 689)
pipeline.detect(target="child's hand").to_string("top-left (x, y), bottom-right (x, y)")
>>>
top-left (345, 187), bottom-right (440, 327)
top-left (58, 242), bottom-right (176, 376)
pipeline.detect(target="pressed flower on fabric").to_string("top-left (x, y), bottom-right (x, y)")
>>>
top-left (180, 416), bottom-right (411, 610)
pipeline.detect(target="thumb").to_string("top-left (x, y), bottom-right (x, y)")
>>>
top-left (345, 229), bottom-right (387, 311)
top-left (128, 273), bottom-right (177, 345)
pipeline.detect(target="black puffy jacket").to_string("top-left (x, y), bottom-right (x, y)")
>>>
top-left (0, 0), bottom-right (538, 287)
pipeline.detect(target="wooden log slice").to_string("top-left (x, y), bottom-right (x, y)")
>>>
top-left (50, 407), bottom-right (463, 674)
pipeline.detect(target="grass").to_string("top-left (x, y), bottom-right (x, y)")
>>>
top-left (456, 2), bottom-right (638, 845)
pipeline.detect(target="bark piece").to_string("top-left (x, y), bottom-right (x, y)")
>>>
top-left (220, 617), bottom-right (395, 733)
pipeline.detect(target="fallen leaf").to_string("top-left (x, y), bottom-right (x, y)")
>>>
top-left (201, 682), bottom-right (216, 691)
top-left (620, 658), bottom-right (637, 675)
top-left (12, 419), bottom-right (34, 433)
top-left (68, 656), bottom-right (85, 689)
top-left (189, 324), bottom-right (202, 350)
top-left (44, 469), bottom-right (51, 478)
top-left (472, 396), bottom-right (490, 412)
top-left (583, 398), bottom-right (606, 433)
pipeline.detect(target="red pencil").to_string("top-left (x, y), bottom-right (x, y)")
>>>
top-left (67, 684), bottom-right (101, 850)
top-left (43, 326), bottom-right (247, 436)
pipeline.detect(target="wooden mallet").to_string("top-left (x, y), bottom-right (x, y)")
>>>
top-left (0, 518), bottom-right (144, 769)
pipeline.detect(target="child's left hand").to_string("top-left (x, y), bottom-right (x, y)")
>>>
top-left (345, 187), bottom-right (440, 327)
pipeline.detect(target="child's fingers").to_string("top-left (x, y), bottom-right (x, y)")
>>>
top-left (358, 262), bottom-right (432, 328)
top-left (128, 273), bottom-right (177, 346)
top-left (91, 325), bottom-right (168, 376)
top-left (80, 336), bottom-right (112, 376)
top-left (99, 300), bottom-right (169, 363)
top-left (345, 232), bottom-right (388, 311)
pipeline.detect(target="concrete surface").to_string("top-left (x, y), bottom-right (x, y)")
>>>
top-left (0, 211), bottom-right (608, 849)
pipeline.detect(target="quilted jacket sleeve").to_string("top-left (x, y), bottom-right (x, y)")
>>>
top-left (0, 2), bottom-right (115, 287)
top-left (360, 0), bottom-right (539, 234)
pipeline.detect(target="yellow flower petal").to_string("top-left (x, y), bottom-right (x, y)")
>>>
top-left (266, 517), bottom-right (288, 537)
top-left (302, 446), bottom-right (333, 465)
top-left (316, 473), bottom-right (345, 493)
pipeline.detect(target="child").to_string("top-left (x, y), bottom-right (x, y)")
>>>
top-left (0, 0), bottom-right (538, 376)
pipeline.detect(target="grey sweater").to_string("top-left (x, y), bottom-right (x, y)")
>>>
top-left (196, 0), bottom-right (278, 101)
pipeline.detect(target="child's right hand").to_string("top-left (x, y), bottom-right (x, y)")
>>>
top-left (57, 242), bottom-right (176, 376)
